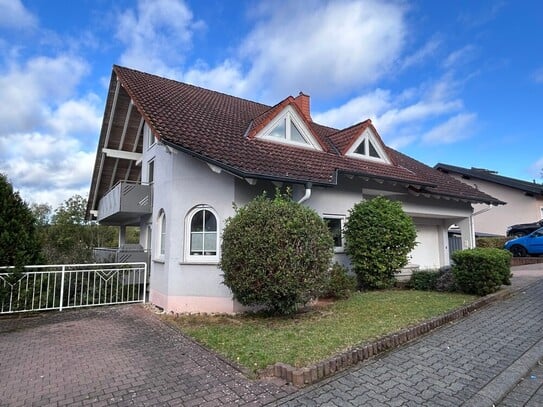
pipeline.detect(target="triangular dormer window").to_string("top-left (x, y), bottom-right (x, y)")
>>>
top-left (259, 106), bottom-right (322, 151)
top-left (347, 128), bottom-right (390, 164)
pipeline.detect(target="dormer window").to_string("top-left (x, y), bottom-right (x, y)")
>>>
top-left (259, 106), bottom-right (323, 151)
top-left (354, 138), bottom-right (380, 158)
top-left (347, 128), bottom-right (390, 164)
top-left (269, 116), bottom-right (306, 144)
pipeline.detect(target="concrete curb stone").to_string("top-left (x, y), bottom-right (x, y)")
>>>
top-left (263, 282), bottom-right (524, 387)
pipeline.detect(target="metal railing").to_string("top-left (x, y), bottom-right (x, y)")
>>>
top-left (0, 262), bottom-right (147, 314)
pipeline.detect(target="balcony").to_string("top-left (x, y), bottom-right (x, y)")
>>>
top-left (97, 181), bottom-right (152, 225)
top-left (93, 244), bottom-right (149, 264)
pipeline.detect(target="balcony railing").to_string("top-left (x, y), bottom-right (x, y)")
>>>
top-left (93, 245), bottom-right (149, 264)
top-left (97, 181), bottom-right (152, 225)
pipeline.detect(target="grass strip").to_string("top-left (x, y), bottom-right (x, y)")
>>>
top-left (166, 290), bottom-right (476, 372)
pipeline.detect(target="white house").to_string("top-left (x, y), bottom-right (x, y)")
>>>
top-left (435, 164), bottom-right (543, 236)
top-left (87, 66), bottom-right (501, 314)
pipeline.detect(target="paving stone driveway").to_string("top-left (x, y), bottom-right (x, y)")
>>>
top-left (275, 278), bottom-right (543, 406)
top-left (0, 305), bottom-right (293, 407)
top-left (2, 269), bottom-right (543, 407)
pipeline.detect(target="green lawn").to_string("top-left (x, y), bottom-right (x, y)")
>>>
top-left (165, 290), bottom-right (476, 372)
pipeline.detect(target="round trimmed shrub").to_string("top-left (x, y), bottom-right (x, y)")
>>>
top-left (344, 196), bottom-right (417, 289)
top-left (451, 248), bottom-right (512, 296)
top-left (220, 192), bottom-right (334, 315)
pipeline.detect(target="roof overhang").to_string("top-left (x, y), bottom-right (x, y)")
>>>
top-left (86, 72), bottom-right (145, 219)
top-left (407, 186), bottom-right (506, 206)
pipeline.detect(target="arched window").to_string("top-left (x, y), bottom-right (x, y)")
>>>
top-left (185, 206), bottom-right (219, 262)
top-left (156, 209), bottom-right (166, 259)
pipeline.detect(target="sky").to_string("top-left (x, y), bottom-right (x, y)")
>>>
top-left (0, 0), bottom-right (542, 209)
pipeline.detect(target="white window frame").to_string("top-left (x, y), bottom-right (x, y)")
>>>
top-left (154, 209), bottom-right (166, 261)
top-left (147, 159), bottom-right (154, 185)
top-left (144, 123), bottom-right (157, 149)
top-left (346, 128), bottom-right (390, 164)
top-left (185, 205), bottom-right (220, 263)
top-left (259, 106), bottom-right (323, 151)
top-left (323, 214), bottom-right (345, 253)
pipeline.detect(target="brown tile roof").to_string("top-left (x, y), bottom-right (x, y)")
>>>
top-left (112, 65), bottom-right (501, 205)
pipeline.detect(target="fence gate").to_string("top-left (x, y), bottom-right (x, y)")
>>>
top-left (0, 262), bottom-right (147, 314)
top-left (448, 234), bottom-right (463, 259)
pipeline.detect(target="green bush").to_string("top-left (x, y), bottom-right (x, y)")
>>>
top-left (435, 269), bottom-right (457, 292)
top-left (321, 263), bottom-right (357, 299)
top-left (408, 268), bottom-right (458, 292)
top-left (220, 191), bottom-right (334, 315)
top-left (409, 270), bottom-right (440, 291)
top-left (452, 248), bottom-right (512, 296)
top-left (476, 237), bottom-right (509, 249)
top-left (344, 196), bottom-right (417, 289)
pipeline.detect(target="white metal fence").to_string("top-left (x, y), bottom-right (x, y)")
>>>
top-left (0, 262), bottom-right (147, 314)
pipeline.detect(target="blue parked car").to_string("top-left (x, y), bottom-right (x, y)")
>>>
top-left (504, 227), bottom-right (543, 257)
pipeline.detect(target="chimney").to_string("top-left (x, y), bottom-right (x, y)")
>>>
top-left (294, 92), bottom-right (312, 121)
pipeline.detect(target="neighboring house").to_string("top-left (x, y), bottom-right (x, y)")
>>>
top-left (435, 164), bottom-right (543, 236)
top-left (87, 66), bottom-right (500, 314)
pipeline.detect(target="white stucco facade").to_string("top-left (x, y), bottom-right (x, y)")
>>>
top-left (446, 174), bottom-right (543, 236)
top-left (139, 137), bottom-right (476, 314)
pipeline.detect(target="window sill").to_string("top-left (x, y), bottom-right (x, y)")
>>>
top-left (179, 261), bottom-right (219, 266)
top-left (152, 258), bottom-right (165, 264)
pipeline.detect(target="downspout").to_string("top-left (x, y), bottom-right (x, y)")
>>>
top-left (297, 183), bottom-right (312, 204)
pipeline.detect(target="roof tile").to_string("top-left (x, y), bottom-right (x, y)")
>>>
top-left (112, 65), bottom-right (501, 204)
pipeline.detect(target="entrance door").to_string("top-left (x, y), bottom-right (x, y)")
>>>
top-left (409, 225), bottom-right (440, 269)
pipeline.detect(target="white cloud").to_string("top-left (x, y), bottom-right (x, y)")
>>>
top-left (239, 0), bottom-right (407, 100)
top-left (113, 0), bottom-right (410, 103)
top-left (48, 94), bottom-right (103, 137)
top-left (0, 0), bottom-right (37, 30)
top-left (116, 0), bottom-right (203, 78)
top-left (0, 132), bottom-right (96, 208)
top-left (313, 89), bottom-right (393, 128)
top-left (0, 52), bottom-right (101, 208)
top-left (387, 135), bottom-right (417, 150)
top-left (442, 45), bottom-right (477, 69)
top-left (421, 113), bottom-right (477, 144)
top-left (401, 37), bottom-right (441, 70)
top-left (533, 67), bottom-right (543, 84)
top-left (376, 99), bottom-right (462, 135)
top-left (314, 77), bottom-right (464, 140)
top-left (529, 157), bottom-right (543, 179)
top-left (458, 1), bottom-right (506, 28)
top-left (183, 59), bottom-right (248, 96)
top-left (0, 55), bottom-right (89, 136)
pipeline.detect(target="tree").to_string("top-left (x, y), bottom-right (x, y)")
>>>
top-left (0, 174), bottom-right (42, 267)
top-left (40, 195), bottom-right (120, 264)
top-left (32, 194), bottom-right (140, 265)
top-left (221, 191), bottom-right (334, 315)
top-left (30, 203), bottom-right (52, 227)
top-left (51, 194), bottom-right (87, 225)
top-left (344, 196), bottom-right (417, 289)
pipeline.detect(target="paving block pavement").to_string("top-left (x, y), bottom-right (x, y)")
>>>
top-left (498, 358), bottom-right (543, 406)
top-left (1, 266), bottom-right (542, 407)
top-left (274, 278), bottom-right (543, 406)
top-left (0, 305), bottom-right (294, 407)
